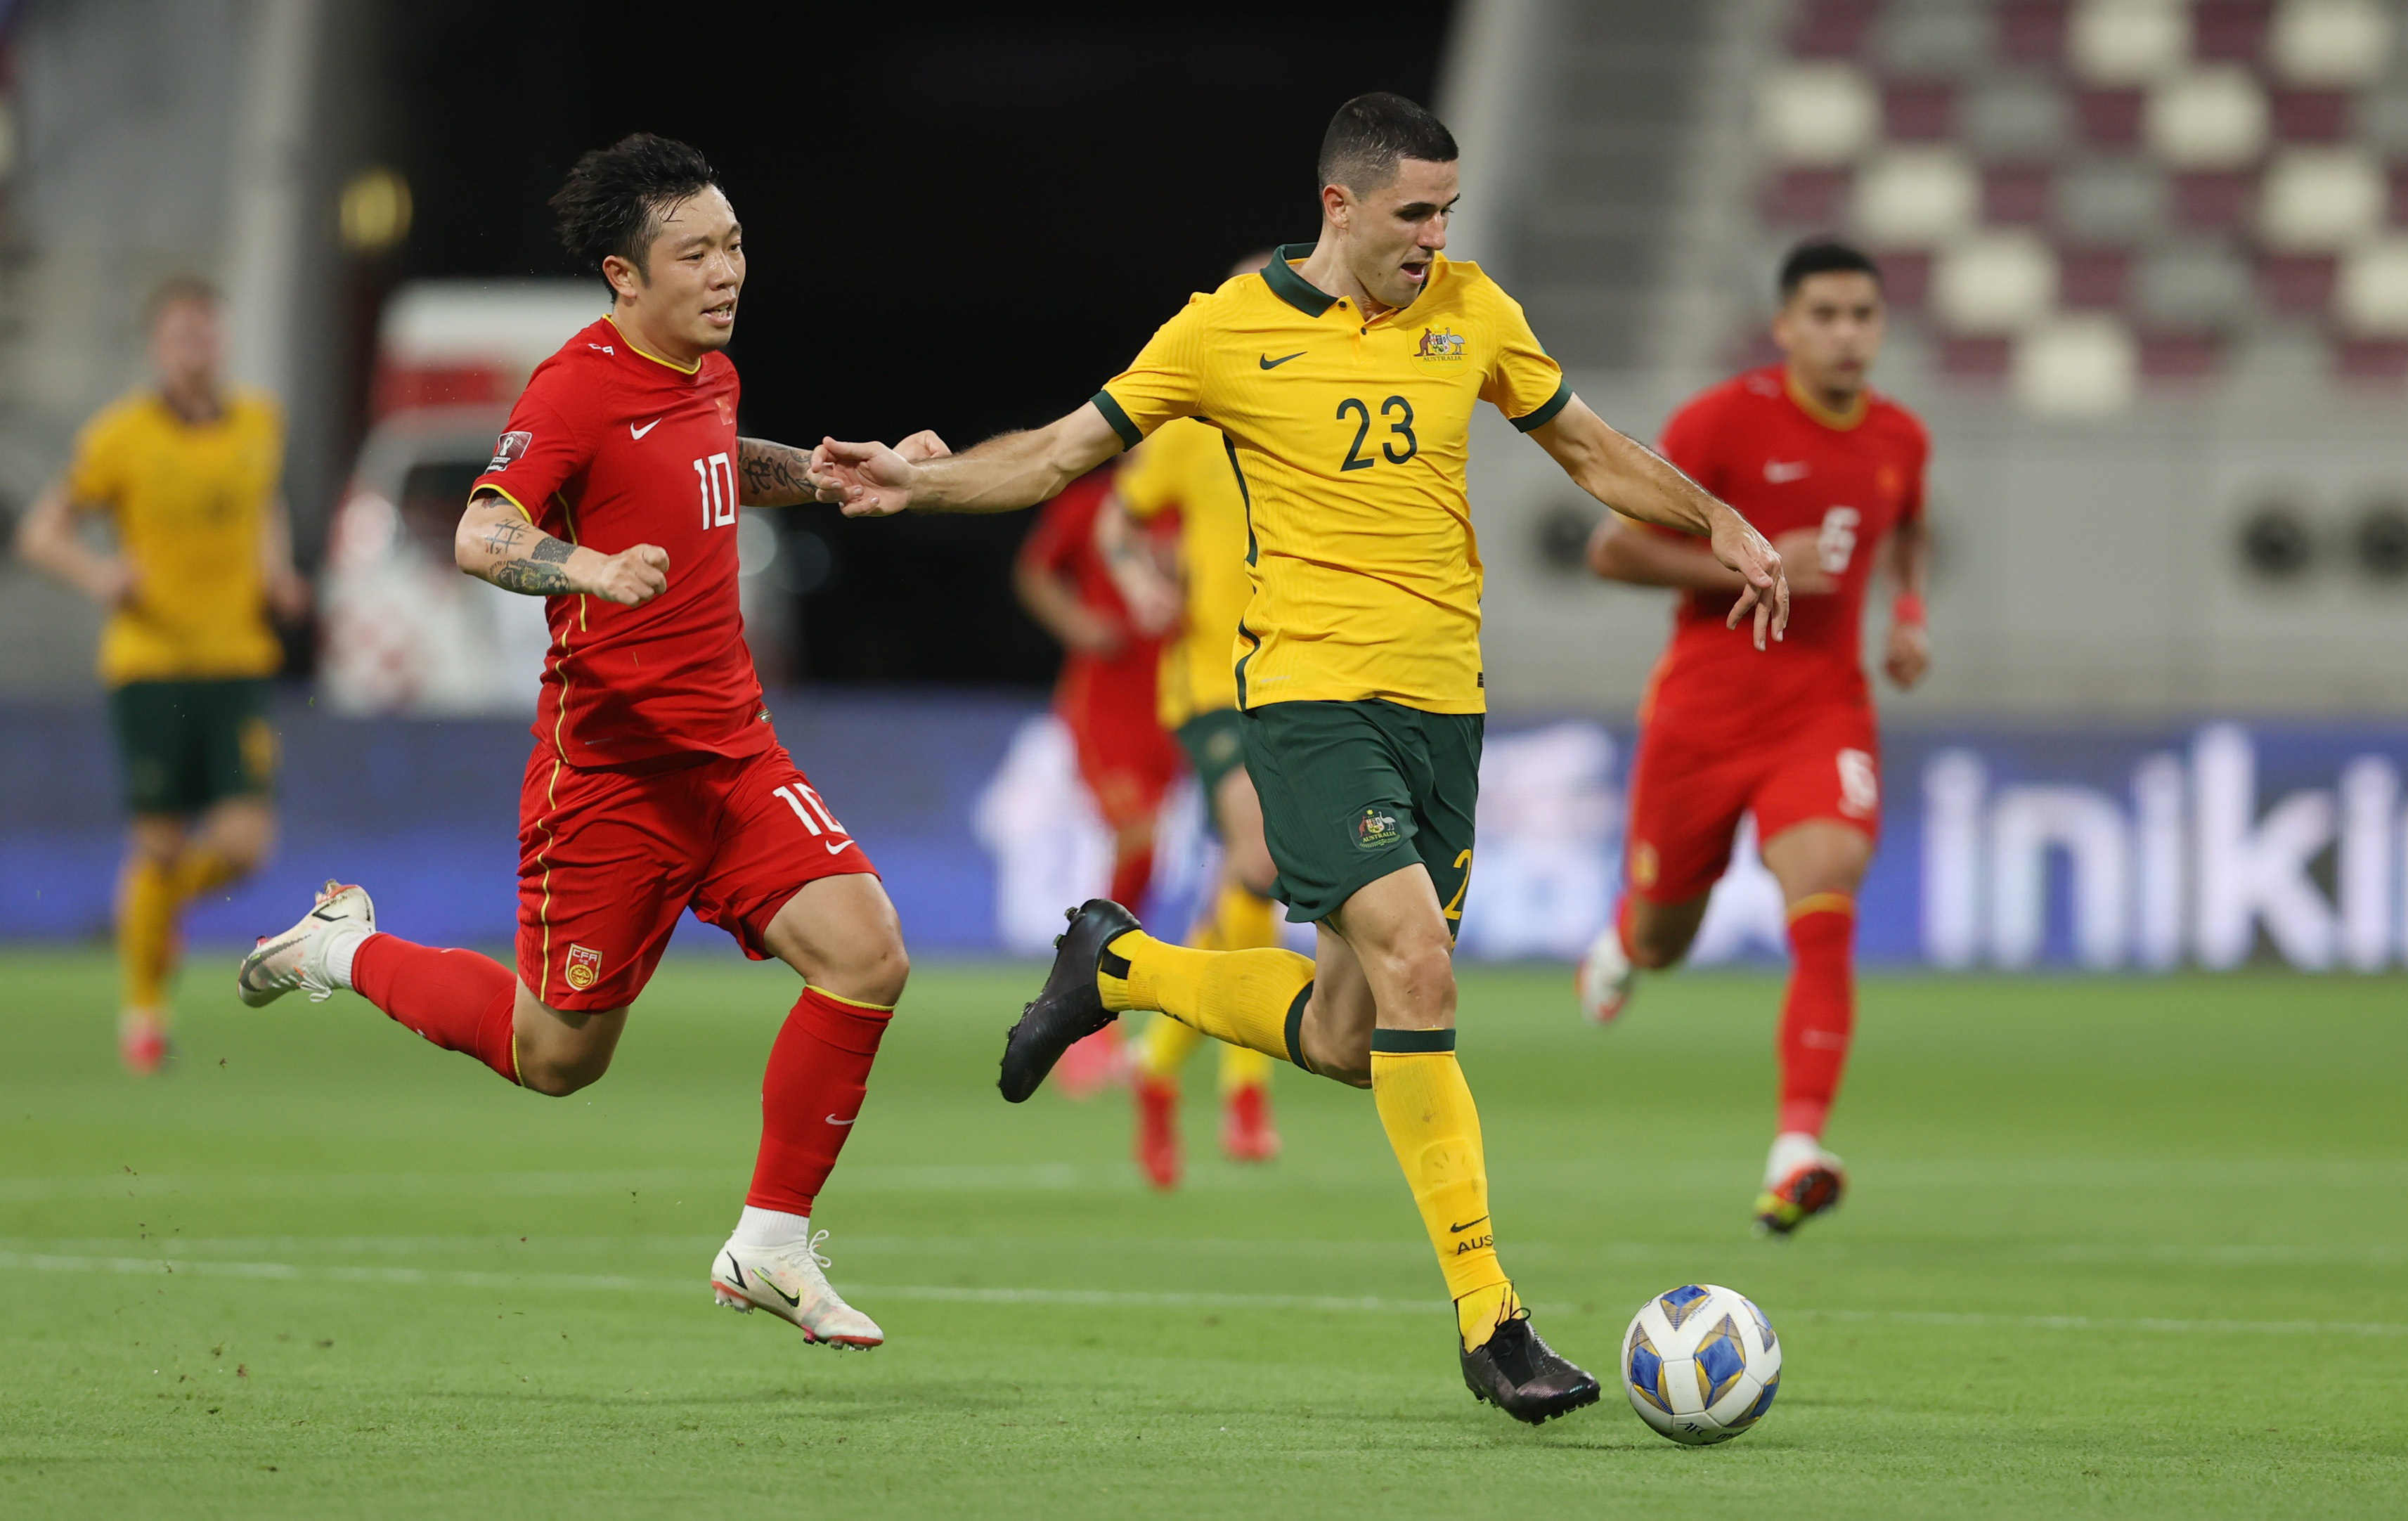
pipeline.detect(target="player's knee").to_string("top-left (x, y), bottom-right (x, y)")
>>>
top-left (824, 930), bottom-right (910, 1009)
top-left (1627, 925), bottom-right (1690, 970)
top-left (520, 1051), bottom-right (610, 1098)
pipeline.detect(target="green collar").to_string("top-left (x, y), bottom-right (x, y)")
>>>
top-left (1262, 243), bottom-right (1338, 317)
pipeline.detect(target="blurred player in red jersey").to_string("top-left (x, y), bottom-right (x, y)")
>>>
top-left (1579, 240), bottom-right (1931, 1236)
top-left (1011, 467), bottom-right (1184, 1096)
top-left (235, 136), bottom-right (936, 1347)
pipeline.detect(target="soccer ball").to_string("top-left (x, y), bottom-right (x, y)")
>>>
top-left (1620, 1283), bottom-right (1782, 1445)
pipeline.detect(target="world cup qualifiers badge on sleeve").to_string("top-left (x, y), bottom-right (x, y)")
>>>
top-left (488, 432), bottom-right (532, 471)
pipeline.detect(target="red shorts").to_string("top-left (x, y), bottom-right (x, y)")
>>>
top-left (1063, 708), bottom-right (1182, 831)
top-left (1624, 701), bottom-right (1881, 905)
top-left (515, 743), bottom-right (877, 1010)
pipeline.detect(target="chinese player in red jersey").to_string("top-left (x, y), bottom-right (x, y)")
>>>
top-left (1579, 240), bottom-right (1931, 1236)
top-left (1011, 466), bottom-right (1185, 1096)
top-left (236, 136), bottom-right (937, 1346)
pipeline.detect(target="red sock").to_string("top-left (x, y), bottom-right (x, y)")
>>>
top-left (349, 933), bottom-right (522, 1085)
top-left (746, 985), bottom-right (895, 1215)
top-left (1776, 898), bottom-right (1856, 1138)
top-left (1109, 848), bottom-right (1155, 914)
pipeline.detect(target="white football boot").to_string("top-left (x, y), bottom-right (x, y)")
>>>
top-left (236, 881), bottom-right (377, 1007)
top-left (711, 1229), bottom-right (884, 1348)
top-left (1574, 920), bottom-right (1638, 1025)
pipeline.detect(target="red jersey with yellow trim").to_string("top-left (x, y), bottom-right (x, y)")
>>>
top-left (1642, 365), bottom-right (1928, 729)
top-left (472, 318), bottom-right (772, 767)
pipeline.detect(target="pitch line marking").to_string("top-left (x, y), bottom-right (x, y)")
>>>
top-left (0, 1253), bottom-right (2403, 1338)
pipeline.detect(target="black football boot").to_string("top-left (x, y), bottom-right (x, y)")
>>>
top-left (1460, 1313), bottom-right (1602, 1425)
top-left (997, 898), bottom-right (1142, 1103)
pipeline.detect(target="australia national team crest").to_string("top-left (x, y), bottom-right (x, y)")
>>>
top-left (564, 943), bottom-right (604, 992)
top-left (1354, 806), bottom-right (1403, 851)
top-left (1414, 327), bottom-right (1466, 363)
top-left (488, 431), bottom-right (532, 472)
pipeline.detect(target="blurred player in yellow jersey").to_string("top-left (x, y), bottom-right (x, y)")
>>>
top-left (15, 278), bottom-right (307, 1073)
top-left (1098, 252), bottom-right (1282, 1187)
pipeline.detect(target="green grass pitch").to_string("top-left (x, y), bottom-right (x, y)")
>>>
top-left (1, 950), bottom-right (2403, 1518)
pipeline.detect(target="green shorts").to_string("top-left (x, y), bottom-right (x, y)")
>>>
top-left (1241, 699), bottom-right (1481, 931)
top-left (108, 678), bottom-right (278, 816)
top-left (1174, 708), bottom-right (1250, 832)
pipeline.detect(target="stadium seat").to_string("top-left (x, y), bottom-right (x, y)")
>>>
top-left (2362, 90), bottom-right (2408, 153)
top-left (2259, 145), bottom-right (2387, 247)
top-left (1934, 230), bottom-right (2060, 330)
top-left (2172, 169), bottom-right (2262, 231)
top-left (2146, 67), bottom-right (2272, 167)
top-left (1940, 332), bottom-right (2017, 378)
top-left (1875, 0), bottom-right (1998, 75)
top-left (2057, 158), bottom-right (2173, 240)
top-left (2135, 242), bottom-right (2256, 326)
top-left (1877, 248), bottom-right (1936, 311)
top-left (1758, 63), bottom-right (1881, 164)
top-left (1999, 0), bottom-right (2075, 63)
top-left (2333, 333), bottom-right (2408, 380)
top-left (1853, 145), bottom-right (1983, 244)
top-left (1962, 76), bottom-right (2075, 157)
top-left (2137, 328), bottom-right (2225, 380)
top-left (2069, 0), bottom-right (2194, 84)
top-left (1763, 165), bottom-right (1855, 226)
top-left (2268, 0), bottom-right (2394, 84)
top-left (2014, 314), bottom-right (2140, 413)
top-left (2393, 162), bottom-right (2408, 225)
top-left (2336, 236), bottom-right (2408, 331)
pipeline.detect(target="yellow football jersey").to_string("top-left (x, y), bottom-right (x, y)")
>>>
top-left (65, 388), bottom-right (285, 685)
top-left (1117, 417), bottom-right (1253, 727)
top-left (1096, 246), bottom-right (1567, 715)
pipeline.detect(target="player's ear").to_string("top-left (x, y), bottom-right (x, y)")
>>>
top-left (1320, 183), bottom-right (1351, 228)
top-left (601, 253), bottom-right (643, 304)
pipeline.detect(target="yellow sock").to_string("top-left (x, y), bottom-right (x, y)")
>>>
top-left (1097, 931), bottom-right (1314, 1068)
top-left (1217, 1041), bottom-right (1274, 1094)
top-left (1138, 1012), bottom-right (1205, 1082)
top-left (1215, 883), bottom-right (1279, 952)
top-left (1370, 1033), bottom-right (1520, 1350)
top-left (117, 857), bottom-right (179, 1011)
top-left (169, 846), bottom-right (243, 904)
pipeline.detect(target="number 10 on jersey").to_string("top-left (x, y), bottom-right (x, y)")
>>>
top-left (694, 452), bottom-right (736, 529)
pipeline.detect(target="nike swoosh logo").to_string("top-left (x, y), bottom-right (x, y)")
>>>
top-left (826, 839), bottom-right (853, 855)
top-left (1448, 1216), bottom-right (1489, 1234)
top-left (826, 1115), bottom-right (856, 1125)
top-left (1763, 460), bottom-right (1809, 483)
top-left (240, 934), bottom-right (304, 985)
top-left (761, 1276), bottom-right (801, 1308)
top-left (723, 1255), bottom-right (748, 1290)
top-left (1258, 351), bottom-right (1306, 370)
top-left (631, 418), bottom-right (662, 439)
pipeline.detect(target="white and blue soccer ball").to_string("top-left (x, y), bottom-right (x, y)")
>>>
top-left (1621, 1283), bottom-right (1782, 1445)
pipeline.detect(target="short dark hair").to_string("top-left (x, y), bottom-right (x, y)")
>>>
top-left (145, 275), bottom-right (219, 328)
top-left (1780, 238), bottom-right (1882, 299)
top-left (550, 134), bottom-right (721, 292)
top-left (1318, 92), bottom-right (1458, 193)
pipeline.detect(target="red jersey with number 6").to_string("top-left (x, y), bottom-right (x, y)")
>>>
top-left (471, 317), bottom-right (771, 768)
top-left (1640, 365), bottom-right (1928, 732)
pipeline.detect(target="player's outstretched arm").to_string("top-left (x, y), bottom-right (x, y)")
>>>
top-left (453, 489), bottom-right (668, 606)
top-left (1528, 396), bottom-right (1789, 648)
top-left (1881, 512), bottom-right (1931, 689)
top-left (13, 480), bottom-right (136, 608)
top-left (736, 432), bottom-right (951, 507)
top-left (813, 403), bottom-right (1124, 519)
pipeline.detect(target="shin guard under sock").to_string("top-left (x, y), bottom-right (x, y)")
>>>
top-left (1776, 896), bottom-right (1857, 1139)
top-left (1098, 931), bottom-right (1313, 1070)
top-left (746, 986), bottom-right (895, 1215)
top-left (1370, 1033), bottom-right (1517, 1349)
top-left (349, 934), bottom-right (522, 1085)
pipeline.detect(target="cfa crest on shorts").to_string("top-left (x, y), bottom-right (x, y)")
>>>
top-left (564, 943), bottom-right (604, 991)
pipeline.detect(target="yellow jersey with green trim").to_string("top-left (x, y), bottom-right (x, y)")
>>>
top-left (1116, 416), bottom-right (1252, 727)
top-left (64, 388), bottom-right (285, 686)
top-left (1094, 246), bottom-right (1567, 714)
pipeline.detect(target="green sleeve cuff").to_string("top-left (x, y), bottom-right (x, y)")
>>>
top-left (1509, 378), bottom-right (1572, 434)
top-left (1091, 391), bottom-right (1143, 451)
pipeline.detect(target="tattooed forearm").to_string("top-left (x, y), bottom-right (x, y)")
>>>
top-left (493, 559), bottom-right (574, 595)
top-left (737, 436), bottom-right (818, 506)
top-left (481, 519), bottom-right (531, 555)
top-left (529, 537), bottom-right (574, 565)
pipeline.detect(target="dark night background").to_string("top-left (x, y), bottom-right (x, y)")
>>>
top-left (374, 1), bottom-right (1453, 689)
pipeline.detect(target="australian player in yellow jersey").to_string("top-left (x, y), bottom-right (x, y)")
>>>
top-left (813, 93), bottom-right (1789, 1424)
top-left (1097, 252), bottom-right (1283, 1187)
top-left (15, 278), bottom-right (307, 1073)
